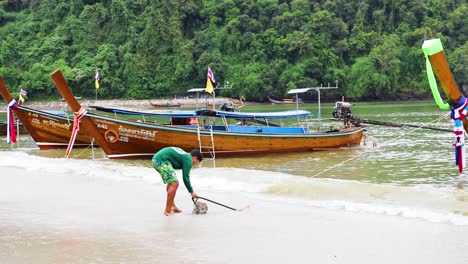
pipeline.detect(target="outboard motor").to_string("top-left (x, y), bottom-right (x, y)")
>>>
top-left (332, 101), bottom-right (353, 119)
top-left (220, 101), bottom-right (235, 112)
top-left (332, 101), bottom-right (353, 126)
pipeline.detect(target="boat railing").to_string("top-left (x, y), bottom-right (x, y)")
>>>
top-left (299, 116), bottom-right (348, 133)
top-left (288, 82), bottom-right (339, 131)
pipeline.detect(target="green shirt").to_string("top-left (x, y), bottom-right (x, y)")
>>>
top-left (154, 147), bottom-right (194, 193)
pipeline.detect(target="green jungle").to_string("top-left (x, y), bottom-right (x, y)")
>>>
top-left (0, 0), bottom-right (466, 102)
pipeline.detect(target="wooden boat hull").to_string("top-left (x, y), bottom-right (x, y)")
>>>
top-left (150, 102), bottom-right (182, 108)
top-left (423, 39), bottom-right (468, 130)
top-left (0, 77), bottom-right (93, 149)
top-left (0, 121), bottom-right (28, 136)
top-left (7, 106), bottom-right (94, 150)
top-left (268, 96), bottom-right (302, 105)
top-left (77, 112), bottom-right (365, 159)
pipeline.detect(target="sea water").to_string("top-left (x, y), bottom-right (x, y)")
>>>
top-left (1, 101), bottom-right (468, 263)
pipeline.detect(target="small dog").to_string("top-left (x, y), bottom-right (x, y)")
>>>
top-left (192, 201), bottom-right (208, 214)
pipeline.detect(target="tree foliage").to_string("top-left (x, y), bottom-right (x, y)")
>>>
top-left (0, 0), bottom-right (466, 102)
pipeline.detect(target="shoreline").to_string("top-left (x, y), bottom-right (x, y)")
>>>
top-left (0, 97), bottom-right (230, 111)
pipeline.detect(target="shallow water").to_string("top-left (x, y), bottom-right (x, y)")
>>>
top-left (1, 101), bottom-right (468, 263)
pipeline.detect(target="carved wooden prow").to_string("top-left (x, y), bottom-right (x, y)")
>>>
top-left (422, 39), bottom-right (467, 130)
top-left (50, 69), bottom-right (113, 156)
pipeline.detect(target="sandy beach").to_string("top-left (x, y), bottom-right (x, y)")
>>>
top-left (1, 151), bottom-right (467, 264)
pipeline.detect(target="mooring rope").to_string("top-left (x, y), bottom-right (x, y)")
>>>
top-left (72, 143), bottom-right (92, 158)
top-left (67, 138), bottom-right (97, 159)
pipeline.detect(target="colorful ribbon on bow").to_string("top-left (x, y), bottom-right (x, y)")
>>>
top-left (65, 107), bottom-right (87, 158)
top-left (450, 96), bottom-right (468, 173)
top-left (7, 99), bottom-right (19, 144)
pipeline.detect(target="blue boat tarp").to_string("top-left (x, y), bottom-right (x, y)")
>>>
top-left (44, 110), bottom-right (67, 116)
top-left (90, 105), bottom-right (197, 118)
top-left (227, 125), bottom-right (307, 134)
top-left (90, 106), bottom-right (311, 119)
top-left (195, 109), bottom-right (311, 119)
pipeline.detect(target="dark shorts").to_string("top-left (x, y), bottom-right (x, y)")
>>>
top-left (152, 158), bottom-right (178, 184)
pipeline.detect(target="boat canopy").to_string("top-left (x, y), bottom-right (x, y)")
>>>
top-left (287, 88), bottom-right (316, 94)
top-left (187, 88), bottom-right (205, 93)
top-left (89, 105), bottom-right (197, 118)
top-left (195, 109), bottom-right (311, 119)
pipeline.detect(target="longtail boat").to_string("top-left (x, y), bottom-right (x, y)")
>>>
top-left (51, 69), bottom-right (365, 159)
top-left (150, 101), bottom-right (182, 108)
top-left (207, 99), bottom-right (243, 107)
top-left (0, 77), bottom-right (94, 149)
top-left (422, 38), bottom-right (466, 172)
top-left (268, 96), bottom-right (303, 105)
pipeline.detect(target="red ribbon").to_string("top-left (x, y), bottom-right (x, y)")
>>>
top-left (7, 100), bottom-right (19, 144)
top-left (65, 107), bottom-right (87, 158)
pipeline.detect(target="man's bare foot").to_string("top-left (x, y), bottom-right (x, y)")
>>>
top-left (164, 210), bottom-right (173, 216)
top-left (171, 206), bottom-right (182, 213)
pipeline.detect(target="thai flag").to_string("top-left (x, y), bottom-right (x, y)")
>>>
top-left (95, 70), bottom-right (100, 81)
top-left (7, 100), bottom-right (19, 143)
top-left (19, 89), bottom-right (27, 103)
top-left (207, 67), bottom-right (216, 83)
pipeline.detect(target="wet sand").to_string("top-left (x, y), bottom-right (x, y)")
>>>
top-left (1, 165), bottom-right (467, 264)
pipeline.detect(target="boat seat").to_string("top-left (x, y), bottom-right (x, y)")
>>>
top-left (227, 126), bottom-right (263, 133)
top-left (227, 126), bottom-right (307, 134)
top-left (259, 126), bottom-right (308, 134)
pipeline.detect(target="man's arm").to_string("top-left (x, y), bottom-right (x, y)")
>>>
top-left (182, 159), bottom-right (193, 193)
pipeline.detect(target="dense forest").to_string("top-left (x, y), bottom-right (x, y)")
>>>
top-left (0, 0), bottom-right (466, 102)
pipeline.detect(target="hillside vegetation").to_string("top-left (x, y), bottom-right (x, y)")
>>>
top-left (0, 0), bottom-right (466, 102)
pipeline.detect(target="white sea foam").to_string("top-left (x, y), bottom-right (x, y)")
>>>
top-left (307, 199), bottom-right (468, 225)
top-left (2, 150), bottom-right (468, 226)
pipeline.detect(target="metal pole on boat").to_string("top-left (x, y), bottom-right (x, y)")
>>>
top-left (296, 93), bottom-right (299, 126)
top-left (212, 90), bottom-right (216, 110)
top-left (316, 86), bottom-right (321, 132)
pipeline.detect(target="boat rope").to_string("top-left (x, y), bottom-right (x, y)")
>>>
top-left (309, 115), bottom-right (450, 178)
top-left (91, 137), bottom-right (95, 160)
top-left (6, 99), bottom-right (19, 144)
top-left (65, 107), bottom-right (88, 158)
top-left (70, 139), bottom-right (96, 159)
